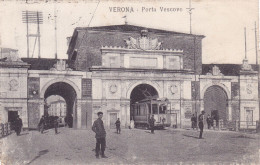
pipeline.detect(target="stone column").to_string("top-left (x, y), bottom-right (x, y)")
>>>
top-left (228, 100), bottom-right (232, 121)
top-left (77, 99), bottom-right (82, 129)
top-left (163, 55), bottom-right (166, 69)
top-left (126, 103), bottom-right (130, 127)
top-left (102, 81), bottom-right (106, 99)
top-left (39, 99), bottom-right (45, 117)
top-left (120, 103), bottom-right (126, 128)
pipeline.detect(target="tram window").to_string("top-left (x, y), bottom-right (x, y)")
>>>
top-left (140, 104), bottom-right (145, 115)
top-left (159, 105), bottom-right (166, 114)
top-left (148, 104), bottom-right (151, 114)
top-left (152, 104), bottom-right (158, 114)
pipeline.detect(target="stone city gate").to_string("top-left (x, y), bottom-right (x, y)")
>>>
top-left (0, 57), bottom-right (91, 129)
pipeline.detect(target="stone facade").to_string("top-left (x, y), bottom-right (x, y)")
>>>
top-left (0, 25), bottom-right (259, 130)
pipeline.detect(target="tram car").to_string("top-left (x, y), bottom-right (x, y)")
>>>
top-left (131, 97), bottom-right (171, 129)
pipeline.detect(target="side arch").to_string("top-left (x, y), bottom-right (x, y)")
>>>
top-left (40, 78), bottom-right (81, 99)
top-left (201, 82), bottom-right (231, 100)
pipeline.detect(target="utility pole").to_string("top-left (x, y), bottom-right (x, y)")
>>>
top-left (255, 22), bottom-right (258, 65)
top-left (22, 11), bottom-right (43, 58)
top-left (26, 11), bottom-right (29, 58)
top-left (244, 27), bottom-right (247, 59)
top-left (54, 4), bottom-right (58, 59)
top-left (187, 0), bottom-right (198, 129)
top-left (37, 11), bottom-right (41, 58)
top-left (186, 0), bottom-right (194, 34)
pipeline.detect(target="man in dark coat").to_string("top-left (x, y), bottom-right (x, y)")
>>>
top-left (54, 118), bottom-right (59, 134)
top-left (115, 118), bottom-right (121, 134)
top-left (206, 114), bottom-right (212, 129)
top-left (38, 116), bottom-right (45, 134)
top-left (198, 111), bottom-right (205, 139)
top-left (92, 112), bottom-right (107, 159)
top-left (149, 115), bottom-right (156, 134)
top-left (14, 115), bottom-right (23, 136)
top-left (191, 114), bottom-right (196, 130)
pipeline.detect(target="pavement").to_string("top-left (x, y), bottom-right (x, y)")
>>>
top-left (0, 127), bottom-right (259, 164)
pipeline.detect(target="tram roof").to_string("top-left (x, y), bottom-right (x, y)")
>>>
top-left (136, 97), bottom-right (169, 103)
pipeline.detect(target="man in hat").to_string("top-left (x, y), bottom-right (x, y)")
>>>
top-left (92, 112), bottom-right (107, 159)
top-left (14, 115), bottom-right (23, 136)
top-left (38, 115), bottom-right (45, 134)
top-left (115, 118), bottom-right (121, 134)
top-left (149, 115), bottom-right (156, 134)
top-left (198, 111), bottom-right (205, 139)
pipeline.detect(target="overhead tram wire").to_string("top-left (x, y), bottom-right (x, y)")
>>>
top-left (51, 0), bottom-right (101, 106)
top-left (62, 0), bottom-right (99, 79)
top-left (73, 0), bottom-right (100, 71)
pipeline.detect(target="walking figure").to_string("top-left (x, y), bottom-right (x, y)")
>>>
top-left (115, 118), bottom-right (121, 134)
top-left (14, 115), bottom-right (23, 136)
top-left (38, 116), bottom-right (45, 134)
top-left (206, 114), bottom-right (212, 129)
top-left (149, 115), bottom-right (156, 134)
top-left (191, 114), bottom-right (196, 130)
top-left (92, 112), bottom-right (107, 159)
top-left (199, 111), bottom-right (205, 139)
top-left (54, 118), bottom-right (59, 134)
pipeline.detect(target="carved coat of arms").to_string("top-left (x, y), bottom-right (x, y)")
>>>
top-left (124, 30), bottom-right (162, 50)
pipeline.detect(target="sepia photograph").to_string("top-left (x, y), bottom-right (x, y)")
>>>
top-left (0, 0), bottom-right (259, 164)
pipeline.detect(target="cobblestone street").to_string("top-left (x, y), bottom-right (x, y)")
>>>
top-left (1, 127), bottom-right (259, 164)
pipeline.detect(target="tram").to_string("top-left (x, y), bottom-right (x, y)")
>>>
top-left (131, 97), bottom-right (171, 129)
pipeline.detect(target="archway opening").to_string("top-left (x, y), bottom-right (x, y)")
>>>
top-left (203, 85), bottom-right (228, 127)
top-left (44, 82), bottom-right (77, 128)
top-left (130, 84), bottom-right (158, 120)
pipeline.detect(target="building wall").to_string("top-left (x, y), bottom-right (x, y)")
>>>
top-left (239, 72), bottom-right (259, 128)
top-left (0, 67), bottom-right (29, 127)
top-left (69, 29), bottom-right (203, 74)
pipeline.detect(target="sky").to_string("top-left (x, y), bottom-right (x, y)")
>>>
top-left (0, 0), bottom-right (259, 64)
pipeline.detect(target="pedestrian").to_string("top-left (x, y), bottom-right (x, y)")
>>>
top-left (38, 116), bottom-right (45, 134)
top-left (54, 118), bottom-right (59, 134)
top-left (198, 111), bottom-right (205, 139)
top-left (92, 112), bottom-right (107, 159)
top-left (191, 114), bottom-right (196, 130)
top-left (149, 115), bottom-right (156, 134)
top-left (206, 114), bottom-right (211, 129)
top-left (14, 115), bottom-right (23, 136)
top-left (67, 114), bottom-right (73, 128)
top-left (115, 118), bottom-right (121, 134)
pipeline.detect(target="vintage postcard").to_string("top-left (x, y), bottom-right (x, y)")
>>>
top-left (0, 0), bottom-right (259, 164)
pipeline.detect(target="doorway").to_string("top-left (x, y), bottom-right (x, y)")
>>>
top-left (8, 111), bottom-right (18, 130)
top-left (110, 113), bottom-right (117, 129)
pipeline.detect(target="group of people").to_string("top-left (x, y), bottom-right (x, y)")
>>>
top-left (91, 112), bottom-right (156, 159)
top-left (191, 111), bottom-right (206, 139)
top-left (192, 111), bottom-right (215, 139)
top-left (38, 115), bottom-right (59, 134)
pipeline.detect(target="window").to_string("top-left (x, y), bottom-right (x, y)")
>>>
top-left (109, 57), bottom-right (116, 67)
top-left (159, 105), bottom-right (166, 114)
top-left (152, 104), bottom-right (158, 114)
top-left (246, 109), bottom-right (253, 126)
top-left (168, 57), bottom-right (180, 69)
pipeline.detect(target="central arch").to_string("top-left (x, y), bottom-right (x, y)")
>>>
top-left (129, 83), bottom-right (159, 120)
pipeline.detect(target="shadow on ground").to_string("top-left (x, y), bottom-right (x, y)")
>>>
top-left (27, 149), bottom-right (49, 164)
top-left (231, 135), bottom-right (256, 139)
top-left (182, 134), bottom-right (200, 139)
